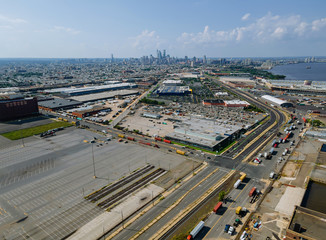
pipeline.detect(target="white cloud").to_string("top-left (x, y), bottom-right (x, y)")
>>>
top-left (177, 12), bottom-right (326, 46)
top-left (0, 14), bottom-right (27, 24)
top-left (312, 18), bottom-right (326, 31)
top-left (241, 13), bottom-right (250, 21)
top-left (131, 30), bottom-right (163, 50)
top-left (0, 14), bottom-right (27, 31)
top-left (54, 26), bottom-right (80, 35)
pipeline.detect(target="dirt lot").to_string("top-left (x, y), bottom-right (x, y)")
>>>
top-left (245, 136), bottom-right (323, 240)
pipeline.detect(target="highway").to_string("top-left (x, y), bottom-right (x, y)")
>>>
top-left (105, 167), bottom-right (229, 240)
top-left (199, 177), bottom-right (264, 239)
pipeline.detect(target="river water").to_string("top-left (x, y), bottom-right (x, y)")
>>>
top-left (268, 62), bottom-right (326, 82)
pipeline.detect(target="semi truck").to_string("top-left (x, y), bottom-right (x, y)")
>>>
top-left (264, 148), bottom-right (274, 159)
top-left (213, 201), bottom-right (223, 213)
top-left (235, 206), bottom-right (247, 216)
top-left (249, 187), bottom-right (257, 197)
top-left (187, 221), bottom-right (205, 240)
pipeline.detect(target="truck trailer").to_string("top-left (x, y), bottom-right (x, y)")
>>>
top-left (213, 201), bottom-right (223, 213)
top-left (187, 221), bottom-right (205, 240)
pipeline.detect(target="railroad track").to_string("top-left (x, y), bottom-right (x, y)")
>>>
top-left (98, 168), bottom-right (166, 209)
top-left (86, 165), bottom-right (154, 202)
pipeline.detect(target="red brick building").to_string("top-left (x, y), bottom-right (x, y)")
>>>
top-left (0, 97), bottom-right (39, 121)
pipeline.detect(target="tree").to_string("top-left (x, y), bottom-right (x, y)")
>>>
top-left (218, 191), bottom-right (226, 201)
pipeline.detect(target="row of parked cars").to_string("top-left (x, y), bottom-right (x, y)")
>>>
top-left (40, 127), bottom-right (64, 138)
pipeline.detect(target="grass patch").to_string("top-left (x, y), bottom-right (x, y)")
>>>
top-left (217, 141), bottom-right (236, 155)
top-left (170, 141), bottom-right (217, 154)
top-left (1, 121), bottom-right (73, 140)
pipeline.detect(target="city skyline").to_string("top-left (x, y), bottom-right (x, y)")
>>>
top-left (1, 0), bottom-right (326, 58)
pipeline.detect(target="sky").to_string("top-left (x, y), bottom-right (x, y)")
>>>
top-left (0, 0), bottom-right (326, 58)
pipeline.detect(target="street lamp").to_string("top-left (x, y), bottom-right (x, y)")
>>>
top-left (18, 120), bottom-right (25, 147)
top-left (91, 143), bottom-right (96, 178)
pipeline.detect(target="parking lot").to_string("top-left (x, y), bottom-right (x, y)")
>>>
top-left (0, 128), bottom-right (187, 239)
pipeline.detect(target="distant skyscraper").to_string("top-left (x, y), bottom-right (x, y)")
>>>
top-left (203, 55), bottom-right (207, 64)
top-left (163, 50), bottom-right (166, 58)
top-left (111, 54), bottom-right (114, 62)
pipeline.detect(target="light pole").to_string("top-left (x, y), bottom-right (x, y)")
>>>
top-left (18, 120), bottom-right (25, 147)
top-left (91, 143), bottom-right (96, 178)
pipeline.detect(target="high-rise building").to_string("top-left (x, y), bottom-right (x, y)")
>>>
top-left (203, 55), bottom-right (207, 64)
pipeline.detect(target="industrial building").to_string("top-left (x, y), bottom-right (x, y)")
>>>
top-left (224, 100), bottom-right (250, 107)
top-left (265, 80), bottom-right (326, 96)
top-left (162, 80), bottom-right (183, 86)
top-left (70, 90), bottom-right (139, 103)
top-left (165, 117), bottom-right (245, 152)
top-left (286, 206), bottom-right (326, 240)
top-left (71, 106), bottom-right (111, 118)
top-left (0, 96), bottom-right (39, 121)
top-left (38, 98), bottom-right (82, 111)
top-left (44, 83), bottom-right (137, 96)
top-left (202, 99), bottom-right (224, 106)
top-left (156, 86), bottom-right (192, 95)
top-left (261, 95), bottom-right (294, 108)
top-left (142, 112), bottom-right (162, 119)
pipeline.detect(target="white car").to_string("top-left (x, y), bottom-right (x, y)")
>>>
top-left (228, 226), bottom-right (234, 235)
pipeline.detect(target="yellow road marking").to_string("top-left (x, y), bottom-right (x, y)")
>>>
top-left (203, 181), bottom-right (250, 239)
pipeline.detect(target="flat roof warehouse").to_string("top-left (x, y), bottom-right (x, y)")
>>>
top-left (44, 83), bottom-right (137, 96)
top-left (261, 95), bottom-right (294, 108)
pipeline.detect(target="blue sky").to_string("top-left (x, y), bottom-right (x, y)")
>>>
top-left (0, 0), bottom-right (326, 58)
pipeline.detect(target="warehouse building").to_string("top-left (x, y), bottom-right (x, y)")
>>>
top-left (156, 86), bottom-right (192, 95)
top-left (202, 99), bottom-right (224, 106)
top-left (224, 100), bottom-right (250, 107)
top-left (70, 89), bottom-right (139, 103)
top-left (165, 117), bottom-right (245, 152)
top-left (0, 96), bottom-right (39, 121)
top-left (162, 80), bottom-right (183, 86)
top-left (71, 106), bottom-right (111, 118)
top-left (286, 206), bottom-right (326, 240)
top-left (261, 95), bottom-right (294, 108)
top-left (38, 98), bottom-right (82, 111)
top-left (44, 83), bottom-right (137, 96)
top-left (142, 112), bottom-right (162, 119)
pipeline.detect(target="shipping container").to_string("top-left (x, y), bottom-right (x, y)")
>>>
top-left (118, 134), bottom-right (125, 138)
top-left (240, 173), bottom-right (247, 181)
top-left (249, 187), bottom-right (257, 197)
top-left (163, 139), bottom-right (171, 144)
top-left (176, 149), bottom-right (185, 155)
top-left (213, 201), bottom-right (223, 213)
